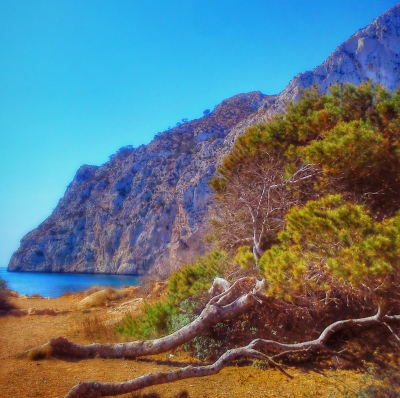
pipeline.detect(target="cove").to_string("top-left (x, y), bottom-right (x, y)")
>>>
top-left (0, 267), bottom-right (140, 298)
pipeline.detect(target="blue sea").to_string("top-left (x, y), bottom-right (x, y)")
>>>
top-left (0, 267), bottom-right (140, 298)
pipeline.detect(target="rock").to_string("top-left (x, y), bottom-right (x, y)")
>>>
top-left (76, 288), bottom-right (128, 310)
top-left (267, 4), bottom-right (400, 117)
top-left (77, 290), bottom-right (110, 310)
top-left (108, 298), bottom-right (144, 315)
top-left (7, 5), bottom-right (400, 276)
top-left (8, 92), bottom-right (269, 275)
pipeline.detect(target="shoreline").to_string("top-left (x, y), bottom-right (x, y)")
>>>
top-left (3, 266), bottom-right (140, 276)
top-left (0, 268), bottom-right (141, 298)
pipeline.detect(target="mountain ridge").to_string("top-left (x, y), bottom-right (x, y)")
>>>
top-left (8, 4), bottom-right (400, 275)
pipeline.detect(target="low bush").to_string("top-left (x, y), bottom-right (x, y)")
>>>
top-left (116, 300), bottom-right (173, 339)
top-left (81, 314), bottom-right (117, 342)
top-left (0, 277), bottom-right (14, 311)
top-left (167, 250), bottom-right (229, 305)
top-left (116, 250), bottom-right (229, 340)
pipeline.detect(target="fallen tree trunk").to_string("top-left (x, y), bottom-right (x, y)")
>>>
top-left (65, 344), bottom-right (289, 398)
top-left (23, 276), bottom-right (400, 363)
top-left (24, 277), bottom-right (268, 360)
top-left (21, 276), bottom-right (400, 397)
top-left (64, 309), bottom-right (400, 398)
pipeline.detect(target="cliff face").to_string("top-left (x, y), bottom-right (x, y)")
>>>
top-left (8, 5), bottom-right (400, 274)
top-left (8, 92), bottom-right (273, 274)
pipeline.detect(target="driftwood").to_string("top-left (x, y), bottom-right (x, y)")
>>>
top-left (21, 277), bottom-right (400, 398)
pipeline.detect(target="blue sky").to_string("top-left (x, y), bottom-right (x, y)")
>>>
top-left (0, 0), bottom-right (398, 266)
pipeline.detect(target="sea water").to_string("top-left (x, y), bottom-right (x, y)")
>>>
top-left (0, 267), bottom-right (140, 298)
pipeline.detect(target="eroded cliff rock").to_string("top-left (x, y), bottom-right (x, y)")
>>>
top-left (9, 92), bottom-right (272, 274)
top-left (8, 5), bottom-right (400, 274)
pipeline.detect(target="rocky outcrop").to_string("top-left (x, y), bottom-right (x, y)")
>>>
top-left (8, 5), bottom-right (400, 275)
top-left (269, 4), bottom-right (400, 116)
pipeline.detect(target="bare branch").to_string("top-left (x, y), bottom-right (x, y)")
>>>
top-left (381, 322), bottom-right (400, 342)
top-left (64, 345), bottom-right (291, 398)
top-left (211, 154), bottom-right (317, 260)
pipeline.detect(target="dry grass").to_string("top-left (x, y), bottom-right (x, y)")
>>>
top-left (81, 314), bottom-right (119, 342)
top-left (137, 275), bottom-right (160, 296)
top-left (83, 285), bottom-right (104, 297)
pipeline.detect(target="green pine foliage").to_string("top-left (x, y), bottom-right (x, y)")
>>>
top-left (215, 81), bottom-right (400, 210)
top-left (212, 82), bottom-right (400, 259)
top-left (234, 246), bottom-right (256, 270)
top-left (116, 250), bottom-right (229, 339)
top-left (167, 250), bottom-right (229, 305)
top-left (211, 81), bottom-right (400, 314)
top-left (259, 195), bottom-right (400, 308)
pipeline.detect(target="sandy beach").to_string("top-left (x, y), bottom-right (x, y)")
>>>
top-left (0, 289), bottom-right (370, 398)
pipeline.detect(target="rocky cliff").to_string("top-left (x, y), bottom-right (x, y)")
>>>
top-left (8, 5), bottom-right (400, 274)
top-left (270, 4), bottom-right (400, 116)
top-left (8, 92), bottom-right (273, 274)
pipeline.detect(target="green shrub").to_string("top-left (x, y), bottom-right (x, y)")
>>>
top-left (189, 334), bottom-right (223, 361)
top-left (167, 250), bottom-right (229, 305)
top-left (116, 250), bottom-right (229, 340)
top-left (116, 300), bottom-right (173, 339)
top-left (259, 195), bottom-right (400, 308)
top-left (168, 299), bottom-right (197, 333)
top-left (355, 365), bottom-right (400, 397)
